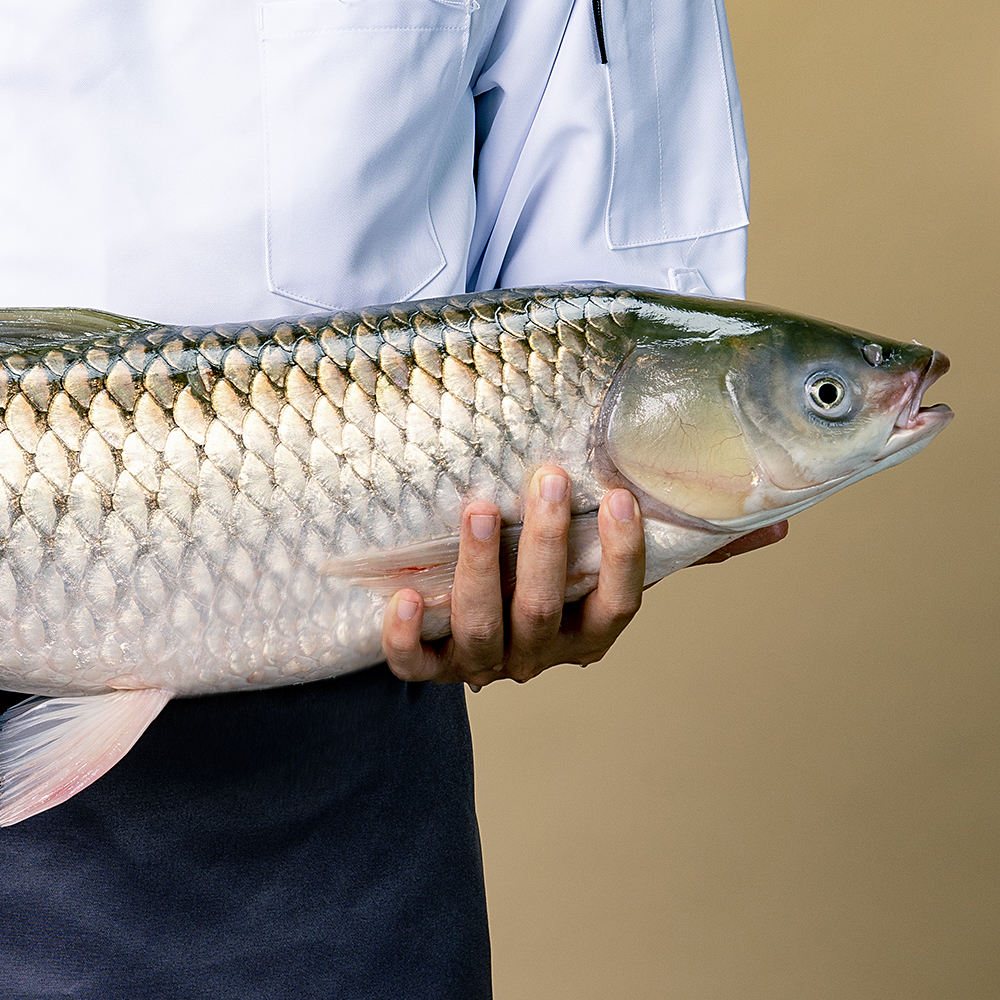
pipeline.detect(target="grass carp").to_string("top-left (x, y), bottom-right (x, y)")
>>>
top-left (0, 284), bottom-right (951, 825)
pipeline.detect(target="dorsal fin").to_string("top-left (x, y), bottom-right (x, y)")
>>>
top-left (0, 307), bottom-right (160, 354)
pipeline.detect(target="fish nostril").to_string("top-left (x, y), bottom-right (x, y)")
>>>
top-left (862, 343), bottom-right (883, 366)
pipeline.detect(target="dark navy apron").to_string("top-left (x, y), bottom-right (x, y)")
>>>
top-left (0, 667), bottom-right (491, 999)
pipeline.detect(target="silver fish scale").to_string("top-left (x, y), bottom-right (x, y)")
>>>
top-left (0, 286), bottom-right (634, 697)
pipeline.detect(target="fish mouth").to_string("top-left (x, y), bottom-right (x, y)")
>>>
top-left (887, 349), bottom-right (953, 449)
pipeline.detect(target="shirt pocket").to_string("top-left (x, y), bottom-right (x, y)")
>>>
top-left (258, 0), bottom-right (474, 309)
top-left (603, 0), bottom-right (749, 248)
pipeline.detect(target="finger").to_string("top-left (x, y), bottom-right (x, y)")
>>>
top-left (382, 589), bottom-right (439, 683)
top-left (508, 466), bottom-right (572, 674)
top-left (572, 489), bottom-right (645, 661)
top-left (449, 502), bottom-right (504, 677)
top-left (693, 520), bottom-right (789, 565)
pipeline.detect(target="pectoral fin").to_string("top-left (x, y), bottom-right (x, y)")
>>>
top-left (0, 688), bottom-right (172, 827)
top-left (319, 513), bottom-right (603, 604)
top-left (320, 534), bottom-right (465, 604)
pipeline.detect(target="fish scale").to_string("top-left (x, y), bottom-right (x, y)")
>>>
top-left (0, 286), bottom-right (627, 699)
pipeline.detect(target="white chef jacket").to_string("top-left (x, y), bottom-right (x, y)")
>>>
top-left (0, 0), bottom-right (749, 325)
top-left (0, 4), bottom-right (751, 993)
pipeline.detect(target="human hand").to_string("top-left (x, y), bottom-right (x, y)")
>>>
top-left (382, 467), bottom-right (645, 688)
top-left (381, 469), bottom-right (788, 688)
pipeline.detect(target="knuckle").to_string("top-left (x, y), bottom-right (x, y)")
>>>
top-left (458, 616), bottom-right (501, 648)
top-left (460, 540), bottom-right (501, 573)
top-left (452, 613), bottom-right (503, 646)
top-left (453, 606), bottom-right (503, 657)
top-left (381, 631), bottom-right (413, 661)
top-left (382, 629), bottom-right (426, 669)
top-left (458, 636), bottom-right (502, 669)
top-left (527, 519), bottom-right (570, 548)
top-left (524, 499), bottom-right (571, 538)
top-left (607, 593), bottom-right (642, 625)
top-left (517, 597), bottom-right (563, 634)
top-left (594, 610), bottom-right (634, 643)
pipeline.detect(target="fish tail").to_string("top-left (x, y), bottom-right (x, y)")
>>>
top-left (0, 688), bottom-right (172, 827)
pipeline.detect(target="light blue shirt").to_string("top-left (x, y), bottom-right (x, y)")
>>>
top-left (0, 0), bottom-right (750, 322)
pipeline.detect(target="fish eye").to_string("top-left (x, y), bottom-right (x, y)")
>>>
top-left (805, 373), bottom-right (851, 418)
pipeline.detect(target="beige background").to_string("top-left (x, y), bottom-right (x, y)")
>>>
top-left (468, 2), bottom-right (1000, 997)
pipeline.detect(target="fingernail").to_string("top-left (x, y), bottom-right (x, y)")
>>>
top-left (609, 490), bottom-right (635, 522)
top-left (469, 683), bottom-right (482, 693)
top-left (397, 598), bottom-right (418, 621)
top-left (540, 473), bottom-right (568, 503)
top-left (470, 513), bottom-right (497, 540)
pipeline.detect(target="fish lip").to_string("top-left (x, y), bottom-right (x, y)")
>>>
top-left (894, 350), bottom-right (951, 432)
top-left (882, 349), bottom-right (953, 459)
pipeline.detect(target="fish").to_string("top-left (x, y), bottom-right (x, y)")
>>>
top-left (0, 284), bottom-right (951, 826)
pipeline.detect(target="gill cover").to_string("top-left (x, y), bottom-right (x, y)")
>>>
top-left (601, 338), bottom-right (759, 522)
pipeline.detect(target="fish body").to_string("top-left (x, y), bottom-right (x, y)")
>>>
top-left (0, 285), bottom-right (951, 824)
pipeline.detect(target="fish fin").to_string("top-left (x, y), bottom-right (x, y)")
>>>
top-left (319, 513), bottom-right (601, 602)
top-left (319, 534), bottom-right (464, 604)
top-left (0, 688), bottom-right (172, 827)
top-left (0, 307), bottom-right (159, 354)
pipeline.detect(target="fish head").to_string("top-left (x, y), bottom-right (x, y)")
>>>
top-left (601, 298), bottom-right (953, 530)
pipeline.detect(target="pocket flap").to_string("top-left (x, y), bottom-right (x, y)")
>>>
top-left (604, 0), bottom-right (749, 248)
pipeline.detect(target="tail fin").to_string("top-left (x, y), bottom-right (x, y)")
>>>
top-left (0, 688), bottom-right (172, 827)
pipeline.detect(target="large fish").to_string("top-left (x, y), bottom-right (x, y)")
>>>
top-left (0, 285), bottom-right (951, 825)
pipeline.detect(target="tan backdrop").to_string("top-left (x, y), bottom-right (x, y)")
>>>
top-left (468, 1), bottom-right (1000, 997)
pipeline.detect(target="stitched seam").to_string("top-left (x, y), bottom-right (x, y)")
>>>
top-left (608, 219), bottom-right (749, 249)
top-left (263, 26), bottom-right (467, 38)
top-left (260, 36), bottom-right (276, 301)
top-left (602, 18), bottom-right (618, 249)
top-left (682, 236), bottom-right (698, 267)
top-left (710, 0), bottom-right (749, 219)
top-left (647, 0), bottom-right (667, 241)
top-left (408, 0), bottom-right (476, 301)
